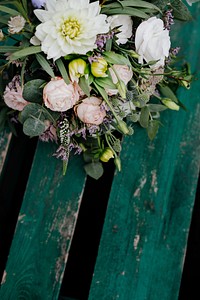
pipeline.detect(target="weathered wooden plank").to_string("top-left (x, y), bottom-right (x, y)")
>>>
top-left (0, 141), bottom-right (87, 299)
top-left (89, 6), bottom-right (200, 300)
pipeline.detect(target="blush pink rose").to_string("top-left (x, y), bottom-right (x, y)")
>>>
top-left (3, 75), bottom-right (29, 111)
top-left (76, 97), bottom-right (106, 125)
top-left (43, 77), bottom-right (79, 112)
top-left (107, 64), bottom-right (133, 95)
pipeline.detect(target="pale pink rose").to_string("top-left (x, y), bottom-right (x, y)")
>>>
top-left (43, 77), bottom-right (79, 112)
top-left (76, 97), bottom-right (106, 125)
top-left (107, 64), bottom-right (133, 95)
top-left (3, 75), bottom-right (29, 111)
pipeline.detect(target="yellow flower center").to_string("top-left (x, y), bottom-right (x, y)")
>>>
top-left (61, 18), bottom-right (81, 39)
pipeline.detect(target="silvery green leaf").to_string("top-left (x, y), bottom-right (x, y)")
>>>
top-left (22, 79), bottom-right (46, 103)
top-left (23, 117), bottom-right (46, 137)
top-left (84, 162), bottom-right (104, 180)
top-left (139, 106), bottom-right (150, 128)
top-left (148, 104), bottom-right (167, 112)
top-left (147, 120), bottom-right (160, 140)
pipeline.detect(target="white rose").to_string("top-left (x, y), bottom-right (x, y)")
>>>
top-left (76, 97), bottom-right (106, 125)
top-left (107, 64), bottom-right (133, 96)
top-left (43, 77), bottom-right (79, 112)
top-left (135, 17), bottom-right (171, 68)
top-left (3, 76), bottom-right (29, 111)
top-left (107, 15), bottom-right (133, 45)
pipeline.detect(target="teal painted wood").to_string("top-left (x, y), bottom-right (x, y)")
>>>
top-left (0, 141), bottom-right (87, 300)
top-left (89, 6), bottom-right (200, 300)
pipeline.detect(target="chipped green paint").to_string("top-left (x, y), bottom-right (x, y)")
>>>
top-left (89, 6), bottom-right (200, 300)
top-left (0, 141), bottom-right (87, 300)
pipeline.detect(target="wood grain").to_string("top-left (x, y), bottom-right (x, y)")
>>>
top-left (0, 141), bottom-right (87, 299)
top-left (88, 5), bottom-right (200, 300)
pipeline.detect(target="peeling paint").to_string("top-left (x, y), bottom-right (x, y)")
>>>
top-left (133, 177), bottom-right (147, 197)
top-left (18, 214), bottom-right (26, 222)
top-left (151, 170), bottom-right (158, 194)
top-left (1, 271), bottom-right (7, 285)
top-left (134, 234), bottom-right (140, 250)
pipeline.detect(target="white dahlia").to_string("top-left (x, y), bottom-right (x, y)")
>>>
top-left (31, 0), bottom-right (109, 61)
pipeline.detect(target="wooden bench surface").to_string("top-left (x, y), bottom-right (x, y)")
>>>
top-left (0, 4), bottom-right (200, 300)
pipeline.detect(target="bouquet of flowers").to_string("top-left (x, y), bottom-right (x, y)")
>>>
top-left (0, 0), bottom-right (198, 179)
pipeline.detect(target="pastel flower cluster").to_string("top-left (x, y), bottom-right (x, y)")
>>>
top-left (0, 0), bottom-right (195, 179)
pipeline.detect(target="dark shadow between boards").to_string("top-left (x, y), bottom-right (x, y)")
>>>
top-left (178, 174), bottom-right (200, 300)
top-left (0, 129), bottom-right (37, 280)
top-left (59, 160), bottom-right (115, 300)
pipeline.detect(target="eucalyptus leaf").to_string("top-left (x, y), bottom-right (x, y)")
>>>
top-left (148, 104), bottom-right (167, 112)
top-left (147, 120), bottom-right (160, 140)
top-left (84, 162), bottom-right (104, 180)
top-left (23, 117), bottom-right (46, 137)
top-left (139, 106), bottom-right (150, 128)
top-left (158, 85), bottom-right (179, 103)
top-left (22, 79), bottom-right (46, 103)
top-left (19, 103), bottom-right (44, 123)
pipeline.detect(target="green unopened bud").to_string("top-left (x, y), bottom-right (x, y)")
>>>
top-left (0, 29), bottom-right (4, 41)
top-left (117, 120), bottom-right (130, 135)
top-left (91, 57), bottom-right (108, 78)
top-left (161, 98), bottom-right (180, 111)
top-left (68, 58), bottom-right (87, 82)
top-left (128, 50), bottom-right (140, 59)
top-left (181, 80), bottom-right (190, 89)
top-left (114, 156), bottom-right (121, 172)
top-left (100, 147), bottom-right (114, 162)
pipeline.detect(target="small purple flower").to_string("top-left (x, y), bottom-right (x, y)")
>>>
top-left (53, 146), bottom-right (69, 161)
top-left (163, 10), bottom-right (174, 30)
top-left (31, 0), bottom-right (46, 8)
top-left (95, 31), bottom-right (114, 51)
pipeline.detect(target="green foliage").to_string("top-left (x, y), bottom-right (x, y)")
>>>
top-left (147, 119), bottom-right (160, 140)
top-left (139, 106), bottom-right (150, 128)
top-left (22, 79), bottom-right (46, 103)
top-left (150, 0), bottom-right (192, 20)
top-left (23, 117), bottom-right (46, 137)
top-left (79, 76), bottom-right (90, 97)
top-left (84, 162), bottom-right (104, 180)
top-left (55, 59), bottom-right (70, 84)
top-left (101, 0), bottom-right (161, 17)
top-left (103, 51), bottom-right (131, 67)
top-left (36, 54), bottom-right (55, 78)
